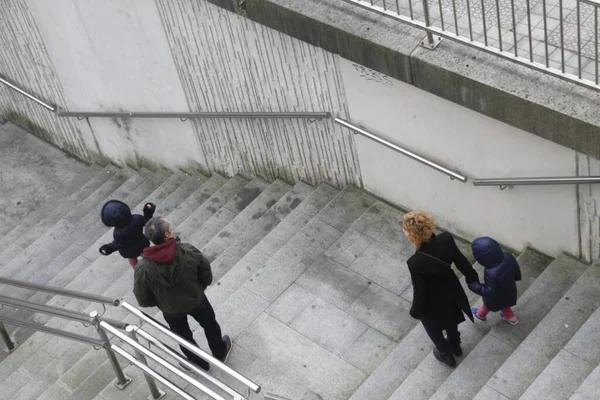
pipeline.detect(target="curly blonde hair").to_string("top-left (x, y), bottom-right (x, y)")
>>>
top-left (402, 211), bottom-right (435, 245)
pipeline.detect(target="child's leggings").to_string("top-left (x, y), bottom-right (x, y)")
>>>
top-left (128, 258), bottom-right (138, 269)
top-left (476, 303), bottom-right (515, 319)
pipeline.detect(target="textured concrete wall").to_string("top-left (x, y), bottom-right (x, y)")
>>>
top-left (0, 0), bottom-right (361, 186)
top-left (0, 0), bottom-right (94, 163)
top-left (578, 154), bottom-right (600, 262)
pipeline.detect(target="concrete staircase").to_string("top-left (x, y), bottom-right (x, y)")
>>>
top-left (0, 122), bottom-right (598, 400)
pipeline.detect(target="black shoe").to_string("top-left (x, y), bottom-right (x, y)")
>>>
top-left (433, 347), bottom-right (457, 367)
top-left (219, 335), bottom-right (232, 363)
top-left (451, 342), bottom-right (463, 357)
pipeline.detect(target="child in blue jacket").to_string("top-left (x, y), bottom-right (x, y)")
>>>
top-left (468, 236), bottom-right (522, 325)
top-left (99, 200), bottom-right (155, 268)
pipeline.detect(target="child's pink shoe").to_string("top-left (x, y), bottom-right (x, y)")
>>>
top-left (500, 311), bottom-right (518, 325)
top-left (472, 307), bottom-right (487, 322)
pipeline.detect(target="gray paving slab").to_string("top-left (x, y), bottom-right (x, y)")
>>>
top-left (222, 178), bottom-right (269, 214)
top-left (316, 185), bottom-right (377, 232)
top-left (34, 381), bottom-right (73, 400)
top-left (243, 218), bottom-right (343, 302)
top-left (290, 298), bottom-right (368, 356)
top-left (0, 368), bottom-right (31, 399)
top-left (237, 313), bottom-right (366, 400)
top-left (0, 331), bottom-right (52, 386)
top-left (0, 164), bottom-right (109, 255)
top-left (204, 179), bottom-right (291, 254)
top-left (521, 350), bottom-right (593, 400)
top-left (351, 201), bottom-right (412, 253)
top-left (265, 283), bottom-right (317, 326)
top-left (570, 363), bottom-right (600, 400)
top-left (59, 349), bottom-right (114, 391)
top-left (342, 327), bottom-right (396, 375)
top-left (473, 385), bottom-right (512, 400)
top-left (172, 175), bottom-right (249, 239)
top-left (208, 181), bottom-right (314, 281)
top-left (214, 287), bottom-right (271, 340)
top-left (348, 240), bottom-right (411, 296)
top-left (324, 228), bottom-right (376, 267)
top-left (188, 207), bottom-right (237, 251)
top-left (346, 282), bottom-right (416, 341)
top-left (389, 366), bottom-right (440, 400)
top-left (485, 263), bottom-right (600, 399)
top-left (0, 123), bottom-right (91, 237)
top-left (563, 303), bottom-right (600, 364)
top-left (252, 184), bottom-right (339, 257)
top-left (296, 255), bottom-right (370, 310)
top-left (430, 254), bottom-right (587, 400)
top-left (70, 359), bottom-right (124, 400)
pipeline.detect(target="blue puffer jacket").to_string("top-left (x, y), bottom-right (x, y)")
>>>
top-left (468, 237), bottom-right (522, 311)
top-left (99, 200), bottom-right (155, 259)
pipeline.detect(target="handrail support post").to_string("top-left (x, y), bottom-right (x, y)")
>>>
top-left (90, 311), bottom-right (132, 390)
top-left (419, 0), bottom-right (442, 49)
top-left (0, 322), bottom-right (15, 353)
top-left (126, 326), bottom-right (165, 400)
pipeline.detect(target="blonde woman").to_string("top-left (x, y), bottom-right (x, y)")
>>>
top-left (403, 211), bottom-right (479, 367)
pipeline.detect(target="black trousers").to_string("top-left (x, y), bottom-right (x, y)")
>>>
top-left (422, 320), bottom-right (461, 354)
top-left (163, 296), bottom-right (225, 370)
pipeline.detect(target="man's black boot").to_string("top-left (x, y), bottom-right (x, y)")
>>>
top-left (433, 347), bottom-right (457, 367)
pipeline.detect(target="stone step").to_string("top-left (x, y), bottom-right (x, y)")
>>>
top-left (349, 247), bottom-right (552, 400)
top-left (0, 163), bottom-right (103, 247)
top-left (204, 180), bottom-right (312, 282)
top-left (2, 169), bottom-right (169, 342)
top-left (0, 166), bottom-right (129, 267)
top-left (428, 254), bottom-right (588, 400)
top-left (570, 362), bottom-right (600, 400)
top-left (0, 167), bottom-right (138, 276)
top-left (476, 261), bottom-right (600, 400)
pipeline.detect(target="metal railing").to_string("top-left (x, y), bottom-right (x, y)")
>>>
top-left (121, 301), bottom-right (261, 398)
top-left (335, 117), bottom-right (468, 182)
top-left (0, 276), bottom-right (120, 306)
top-left (343, 0), bottom-right (600, 91)
top-left (0, 76), bottom-right (330, 120)
top-left (473, 175), bottom-right (600, 189)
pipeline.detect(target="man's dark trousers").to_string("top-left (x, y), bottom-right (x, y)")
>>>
top-left (163, 296), bottom-right (226, 370)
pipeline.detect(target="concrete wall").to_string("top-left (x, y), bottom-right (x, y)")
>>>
top-left (339, 58), bottom-right (580, 257)
top-left (1, 0), bottom-right (360, 186)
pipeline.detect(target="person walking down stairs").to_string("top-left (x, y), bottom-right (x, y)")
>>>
top-left (469, 236), bottom-right (522, 325)
top-left (99, 199), bottom-right (156, 268)
top-left (133, 217), bottom-right (232, 372)
top-left (403, 212), bottom-right (479, 368)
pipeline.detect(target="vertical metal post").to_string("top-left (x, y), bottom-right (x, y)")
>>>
top-left (126, 326), bottom-right (165, 400)
top-left (0, 322), bottom-right (15, 352)
top-left (90, 311), bottom-right (132, 390)
top-left (420, 0), bottom-right (441, 49)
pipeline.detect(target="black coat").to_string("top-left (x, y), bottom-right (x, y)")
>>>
top-left (407, 232), bottom-right (478, 327)
top-left (468, 237), bottom-right (521, 311)
top-left (100, 200), bottom-right (154, 259)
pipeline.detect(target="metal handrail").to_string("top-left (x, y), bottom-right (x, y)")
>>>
top-left (134, 326), bottom-right (245, 400)
top-left (0, 315), bottom-right (105, 347)
top-left (0, 276), bottom-right (120, 306)
top-left (0, 76), bottom-right (56, 111)
top-left (100, 321), bottom-right (225, 400)
top-left (0, 76), bottom-right (330, 119)
top-left (121, 301), bottom-right (261, 394)
top-left (111, 345), bottom-right (196, 400)
top-left (57, 111), bottom-right (331, 119)
top-left (0, 295), bottom-right (127, 329)
top-left (473, 176), bottom-right (600, 187)
top-left (335, 117), bottom-right (468, 182)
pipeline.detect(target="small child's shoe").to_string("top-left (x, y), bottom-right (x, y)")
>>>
top-left (471, 307), bottom-right (486, 322)
top-left (499, 311), bottom-right (519, 325)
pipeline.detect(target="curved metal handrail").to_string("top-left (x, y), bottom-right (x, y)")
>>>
top-left (335, 117), bottom-right (468, 182)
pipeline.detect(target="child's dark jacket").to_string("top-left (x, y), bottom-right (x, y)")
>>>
top-left (469, 237), bottom-right (522, 311)
top-left (100, 200), bottom-right (155, 259)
